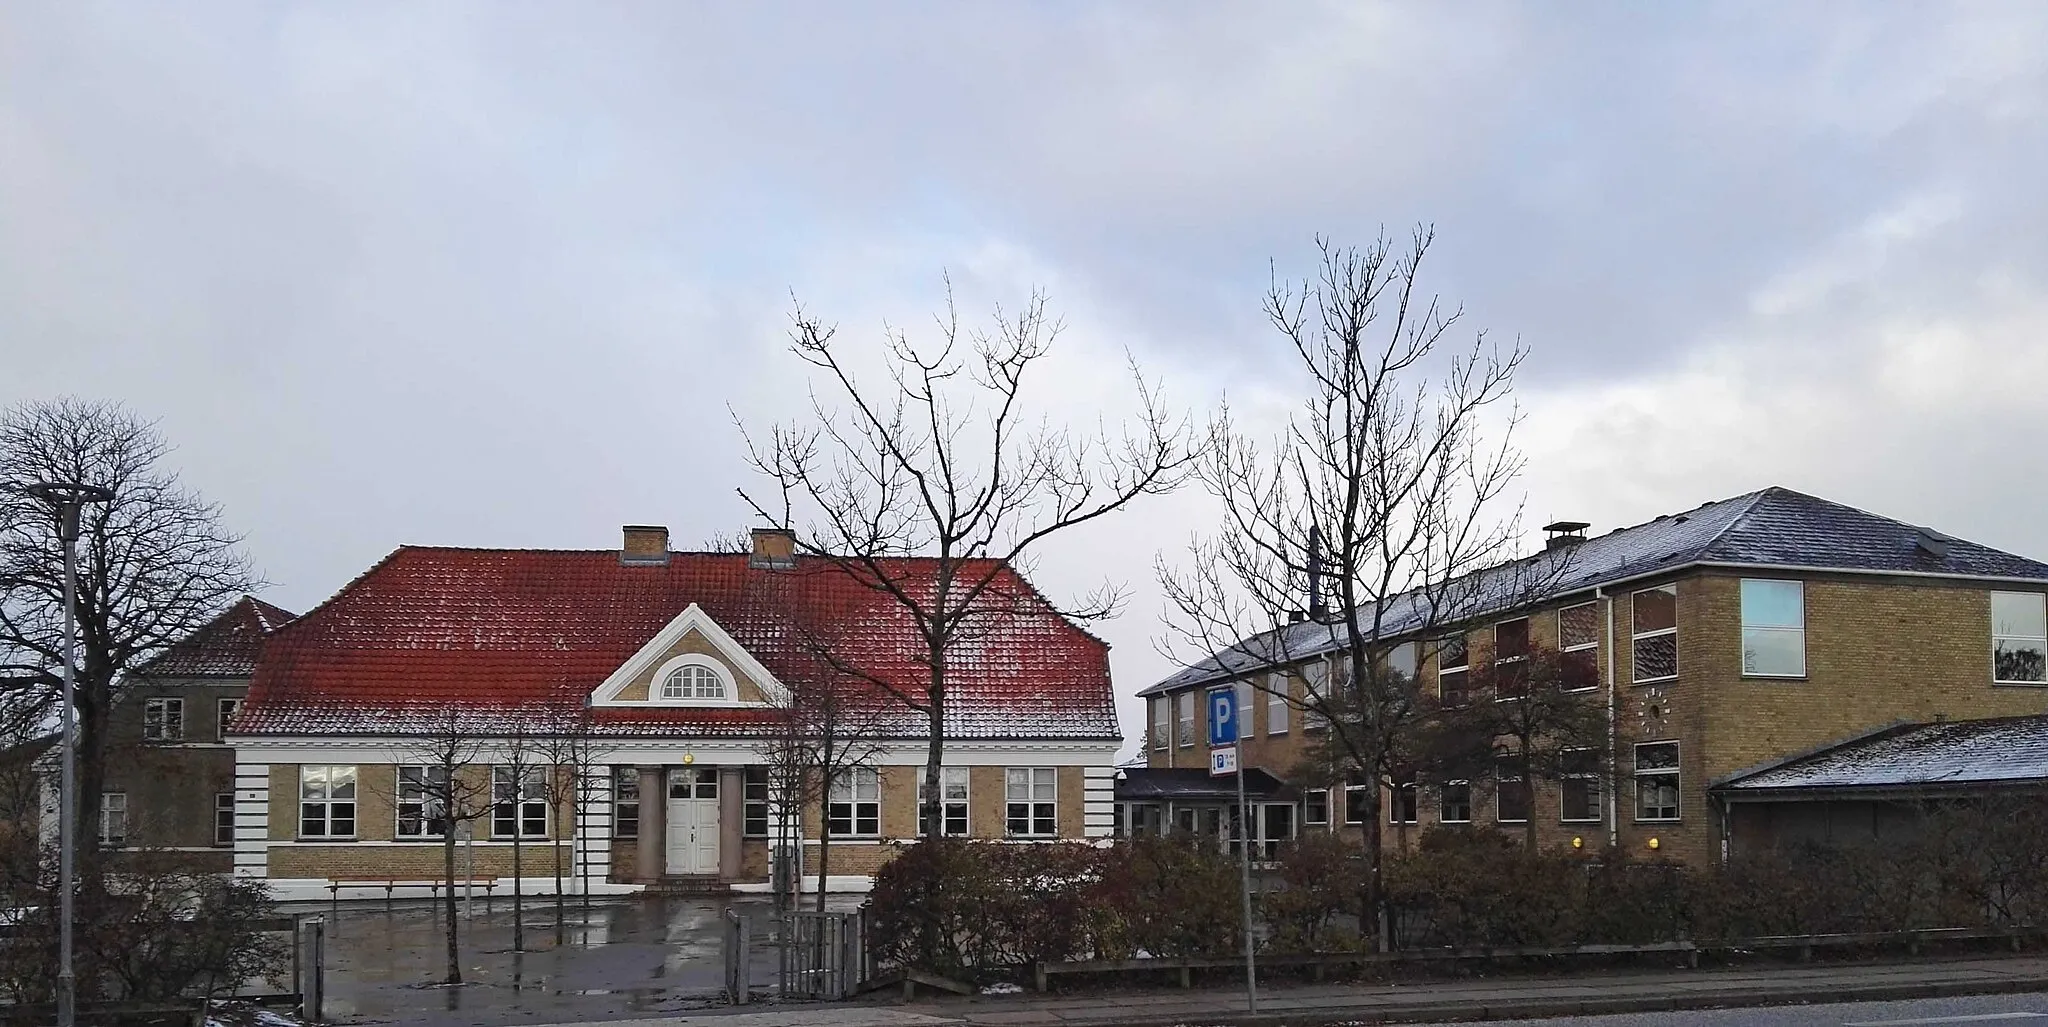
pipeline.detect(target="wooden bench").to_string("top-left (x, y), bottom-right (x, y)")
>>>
top-left (325, 876), bottom-right (500, 913)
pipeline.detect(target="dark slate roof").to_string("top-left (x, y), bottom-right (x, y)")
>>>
top-left (1714, 715), bottom-right (2048, 797)
top-left (134, 596), bottom-right (296, 679)
top-left (1114, 766), bottom-right (1295, 801)
top-left (1145, 487), bottom-right (2048, 695)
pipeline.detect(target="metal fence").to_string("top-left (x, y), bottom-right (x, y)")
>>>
top-left (722, 908), bottom-right (867, 1003)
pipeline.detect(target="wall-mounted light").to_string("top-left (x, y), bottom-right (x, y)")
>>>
top-left (683, 753), bottom-right (696, 765)
top-left (1571, 836), bottom-right (1584, 849)
top-left (1647, 836), bottom-right (1661, 851)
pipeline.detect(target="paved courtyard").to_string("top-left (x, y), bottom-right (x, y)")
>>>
top-left (302, 893), bottom-right (860, 1026)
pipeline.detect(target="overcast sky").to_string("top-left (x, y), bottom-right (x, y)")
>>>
top-left (6, 2), bottom-right (2047, 750)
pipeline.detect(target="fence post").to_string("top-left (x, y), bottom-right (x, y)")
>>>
top-left (302, 916), bottom-right (326, 1025)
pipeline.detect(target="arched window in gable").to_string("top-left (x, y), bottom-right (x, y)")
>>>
top-left (660, 663), bottom-right (727, 701)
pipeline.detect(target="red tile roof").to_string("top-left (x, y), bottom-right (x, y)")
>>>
top-left (136, 596), bottom-right (297, 679)
top-left (239, 548), bottom-right (1118, 741)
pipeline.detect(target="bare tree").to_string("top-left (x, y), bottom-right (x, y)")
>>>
top-left (498, 728), bottom-right (544, 953)
top-left (0, 398), bottom-right (255, 885)
top-left (738, 283), bottom-right (1199, 837)
top-left (762, 659), bottom-right (890, 912)
top-left (1159, 231), bottom-right (1543, 950)
top-left (1449, 644), bottom-right (1609, 850)
top-left (396, 709), bottom-right (494, 986)
top-left (531, 704), bottom-right (604, 945)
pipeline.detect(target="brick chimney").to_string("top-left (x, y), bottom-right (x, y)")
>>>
top-left (621, 525), bottom-right (670, 566)
top-left (749, 527), bottom-right (797, 570)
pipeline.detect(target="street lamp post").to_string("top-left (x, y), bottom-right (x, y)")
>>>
top-left (25, 481), bottom-right (113, 1027)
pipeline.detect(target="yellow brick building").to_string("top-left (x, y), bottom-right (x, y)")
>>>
top-left (1130, 487), bottom-right (2048, 865)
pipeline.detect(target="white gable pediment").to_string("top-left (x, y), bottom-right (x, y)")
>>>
top-left (590, 603), bottom-right (788, 708)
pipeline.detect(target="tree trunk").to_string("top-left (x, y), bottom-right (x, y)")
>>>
top-left (1360, 775), bottom-right (1386, 952)
top-left (512, 816), bottom-right (524, 952)
top-left (442, 830), bottom-right (462, 985)
top-left (1522, 751), bottom-right (1539, 852)
top-left (550, 785), bottom-right (565, 947)
top-left (921, 703), bottom-right (945, 841)
top-left (814, 789), bottom-right (831, 914)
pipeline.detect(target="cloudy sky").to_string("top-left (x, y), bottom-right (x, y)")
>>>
top-left (6, 2), bottom-right (2046, 748)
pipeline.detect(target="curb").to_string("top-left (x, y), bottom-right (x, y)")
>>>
top-left (965, 973), bottom-right (2048, 1027)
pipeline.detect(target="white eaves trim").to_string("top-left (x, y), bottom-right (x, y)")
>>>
top-left (589, 602), bottom-right (790, 708)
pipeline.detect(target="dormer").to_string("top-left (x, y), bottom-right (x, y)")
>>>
top-left (590, 603), bottom-right (785, 708)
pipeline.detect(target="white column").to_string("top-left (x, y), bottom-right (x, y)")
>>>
top-left (232, 760), bottom-right (271, 880)
top-left (1083, 765), bottom-right (1117, 839)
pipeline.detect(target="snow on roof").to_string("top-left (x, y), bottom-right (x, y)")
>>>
top-left (239, 547), bottom-right (1118, 741)
top-left (134, 596), bottom-right (296, 679)
top-left (1715, 715), bottom-right (2048, 795)
top-left (1146, 486), bottom-right (2048, 695)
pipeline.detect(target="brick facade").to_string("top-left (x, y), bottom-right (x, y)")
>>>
top-left (1144, 569), bottom-right (2048, 866)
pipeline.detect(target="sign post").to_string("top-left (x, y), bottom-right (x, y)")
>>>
top-left (1207, 686), bottom-right (1258, 1014)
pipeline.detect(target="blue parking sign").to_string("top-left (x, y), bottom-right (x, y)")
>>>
top-left (1207, 686), bottom-right (1238, 747)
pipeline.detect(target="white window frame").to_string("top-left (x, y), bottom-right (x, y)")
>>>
top-left (918, 766), bottom-right (971, 837)
top-left (216, 697), bottom-right (243, 740)
top-left (1634, 741), bottom-right (1681, 822)
top-left (214, 792), bottom-right (236, 847)
top-left (660, 664), bottom-right (726, 701)
top-left (493, 765), bottom-right (550, 839)
top-left (298, 765), bottom-right (357, 839)
top-left (828, 767), bottom-right (881, 838)
top-left (1388, 773), bottom-right (1418, 825)
top-left (1436, 635), bottom-right (1471, 706)
top-left (1632, 585), bottom-right (1679, 684)
top-left (614, 768), bottom-right (640, 839)
top-left (100, 791), bottom-right (127, 847)
top-left (1006, 767), bottom-right (1058, 837)
top-left (1495, 760), bottom-right (1530, 825)
top-left (1266, 673), bottom-right (1289, 735)
top-left (1151, 697), bottom-right (1170, 750)
top-left (1559, 602), bottom-right (1600, 692)
top-left (1235, 680), bottom-right (1254, 739)
top-left (397, 765), bottom-right (449, 839)
top-left (1559, 748), bottom-right (1602, 824)
top-left (743, 767), bottom-right (771, 838)
top-left (1303, 787), bottom-right (1328, 826)
top-left (1176, 692), bottom-right (1195, 748)
top-left (1494, 618), bottom-right (1530, 701)
top-left (1440, 780), bottom-right (1473, 824)
top-left (1343, 773), bottom-right (1369, 824)
top-left (1992, 591), bottom-right (2048, 686)
top-left (143, 697), bottom-right (183, 742)
top-left (1388, 641), bottom-right (1419, 685)
top-left (1740, 578), bottom-right (1807, 678)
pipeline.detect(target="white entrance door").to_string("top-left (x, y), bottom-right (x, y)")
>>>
top-left (665, 768), bottom-right (721, 875)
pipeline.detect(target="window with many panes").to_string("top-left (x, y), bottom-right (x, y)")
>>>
top-left (1176, 692), bottom-right (1195, 747)
top-left (1632, 586), bottom-right (1678, 683)
top-left (1441, 780), bottom-right (1472, 824)
top-left (828, 768), bottom-right (880, 837)
top-left (919, 766), bottom-right (971, 836)
top-left (1741, 579), bottom-right (1806, 677)
top-left (1558, 602), bottom-right (1599, 690)
top-left (492, 766), bottom-right (548, 839)
top-left (1389, 771), bottom-right (1418, 824)
top-left (1634, 742), bottom-right (1680, 821)
top-left (1006, 767), bottom-right (1057, 837)
top-left (614, 768), bottom-right (640, 838)
top-left (743, 767), bottom-right (771, 837)
top-left (1559, 748), bottom-right (1602, 823)
top-left (215, 792), bottom-right (236, 846)
top-left (216, 698), bottom-right (243, 740)
top-left (1266, 673), bottom-right (1289, 734)
top-left (299, 766), bottom-right (356, 838)
top-left (397, 765), bottom-right (449, 838)
top-left (100, 792), bottom-right (126, 846)
top-left (1437, 635), bottom-right (1471, 706)
top-left (1495, 760), bottom-right (1530, 824)
top-left (1494, 618), bottom-right (1530, 699)
top-left (660, 664), bottom-right (725, 700)
top-left (1992, 591), bottom-right (2048, 685)
top-left (1151, 697), bottom-right (1170, 750)
top-left (143, 698), bottom-right (183, 742)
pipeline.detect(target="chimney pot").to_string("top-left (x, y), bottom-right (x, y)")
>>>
top-left (749, 527), bottom-right (798, 570)
top-left (621, 525), bottom-right (670, 566)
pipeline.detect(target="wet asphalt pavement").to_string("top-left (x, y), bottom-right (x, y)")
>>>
top-left (301, 893), bottom-right (858, 1026)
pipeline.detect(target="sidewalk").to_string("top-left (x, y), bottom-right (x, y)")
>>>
top-left (532, 953), bottom-right (2048, 1027)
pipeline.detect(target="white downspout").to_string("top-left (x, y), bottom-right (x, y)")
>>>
top-left (1599, 587), bottom-right (1619, 848)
